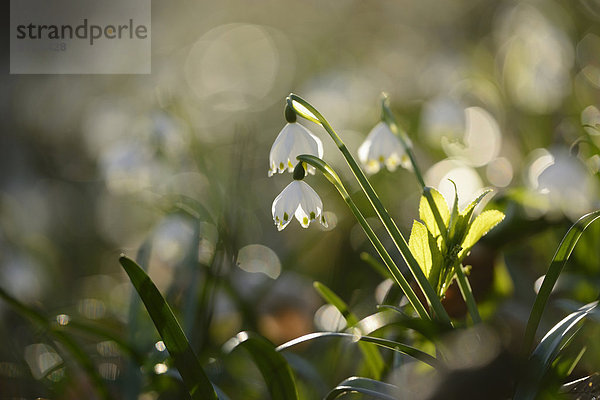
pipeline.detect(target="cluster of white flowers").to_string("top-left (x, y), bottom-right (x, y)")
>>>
top-left (269, 109), bottom-right (328, 231)
top-left (269, 101), bottom-right (411, 231)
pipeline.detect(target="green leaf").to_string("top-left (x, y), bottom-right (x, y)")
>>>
top-left (313, 282), bottom-right (355, 326)
top-left (119, 255), bottom-right (217, 400)
top-left (419, 187), bottom-right (449, 238)
top-left (459, 209), bottom-right (505, 259)
top-left (277, 332), bottom-right (443, 370)
top-left (360, 252), bottom-right (392, 280)
top-left (451, 190), bottom-right (492, 246)
top-left (325, 377), bottom-right (401, 400)
top-left (408, 221), bottom-right (443, 287)
top-left (515, 301), bottom-right (598, 400)
top-left (522, 210), bottom-right (600, 355)
top-left (460, 189), bottom-right (492, 219)
top-left (409, 221), bottom-right (432, 277)
top-left (447, 180), bottom-right (461, 240)
top-left (224, 331), bottom-right (298, 400)
top-left (313, 282), bottom-right (385, 379)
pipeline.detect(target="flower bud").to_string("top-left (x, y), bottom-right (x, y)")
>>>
top-left (293, 162), bottom-right (306, 180)
top-left (285, 103), bottom-right (297, 123)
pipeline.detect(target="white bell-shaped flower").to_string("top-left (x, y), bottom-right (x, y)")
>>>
top-left (272, 180), bottom-right (327, 231)
top-left (358, 122), bottom-right (411, 174)
top-left (268, 123), bottom-right (323, 177)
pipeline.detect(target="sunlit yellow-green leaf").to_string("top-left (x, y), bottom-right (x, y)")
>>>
top-left (459, 210), bottom-right (504, 259)
top-left (409, 221), bottom-right (433, 277)
top-left (419, 187), bottom-right (449, 238)
top-left (459, 189), bottom-right (492, 218)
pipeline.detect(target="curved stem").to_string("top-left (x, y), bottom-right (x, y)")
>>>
top-left (290, 94), bottom-right (451, 326)
top-left (297, 155), bottom-right (430, 320)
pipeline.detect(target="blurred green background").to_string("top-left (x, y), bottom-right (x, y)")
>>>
top-left (2, 0), bottom-right (600, 398)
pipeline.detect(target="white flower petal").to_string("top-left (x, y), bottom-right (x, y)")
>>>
top-left (268, 123), bottom-right (323, 176)
top-left (294, 181), bottom-right (323, 227)
top-left (271, 180), bottom-right (326, 230)
top-left (272, 181), bottom-right (303, 230)
top-left (358, 122), bottom-right (408, 174)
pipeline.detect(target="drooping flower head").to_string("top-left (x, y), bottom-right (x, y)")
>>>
top-left (268, 105), bottom-right (323, 177)
top-left (272, 179), bottom-right (327, 231)
top-left (358, 122), bottom-right (411, 174)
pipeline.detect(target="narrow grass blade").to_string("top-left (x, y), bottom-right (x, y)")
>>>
top-left (369, 306), bottom-right (450, 341)
top-left (522, 210), bottom-right (600, 354)
top-left (224, 331), bottom-right (298, 400)
top-left (325, 376), bottom-right (401, 400)
top-left (313, 282), bottom-right (385, 379)
top-left (515, 301), bottom-right (598, 400)
top-left (277, 332), bottom-right (442, 370)
top-left (360, 252), bottom-right (392, 280)
top-left (119, 255), bottom-right (217, 400)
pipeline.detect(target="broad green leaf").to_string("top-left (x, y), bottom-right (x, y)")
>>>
top-left (515, 301), bottom-right (598, 400)
top-left (325, 377), bottom-right (401, 400)
top-left (419, 187), bottom-right (449, 238)
top-left (277, 332), bottom-right (442, 370)
top-left (119, 256), bottom-right (217, 400)
top-left (451, 190), bottom-right (492, 246)
top-left (459, 210), bottom-right (505, 259)
top-left (408, 221), bottom-right (432, 277)
top-left (460, 189), bottom-right (492, 219)
top-left (225, 331), bottom-right (298, 400)
top-left (408, 221), bottom-right (443, 288)
top-left (522, 210), bottom-right (600, 355)
top-left (313, 282), bottom-right (385, 379)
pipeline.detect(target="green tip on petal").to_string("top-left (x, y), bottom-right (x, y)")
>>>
top-left (310, 211), bottom-right (315, 220)
top-left (283, 212), bottom-right (289, 221)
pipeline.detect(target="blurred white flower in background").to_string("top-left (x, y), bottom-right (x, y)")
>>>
top-left (525, 148), bottom-right (598, 220)
top-left (425, 159), bottom-right (486, 211)
top-left (536, 150), bottom-right (598, 220)
top-left (441, 107), bottom-right (501, 168)
top-left (268, 123), bottom-right (323, 177)
top-left (581, 105), bottom-right (600, 135)
top-left (358, 122), bottom-right (411, 174)
top-left (420, 96), bottom-right (466, 147)
top-left (272, 180), bottom-right (327, 231)
top-left (496, 3), bottom-right (574, 114)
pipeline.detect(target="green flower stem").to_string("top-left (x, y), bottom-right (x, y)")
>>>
top-left (290, 94), bottom-right (450, 326)
top-left (381, 95), bottom-right (481, 324)
top-left (452, 262), bottom-right (481, 323)
top-left (296, 155), bottom-right (430, 321)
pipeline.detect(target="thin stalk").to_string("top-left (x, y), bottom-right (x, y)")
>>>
top-left (452, 262), bottom-right (481, 323)
top-left (381, 95), bottom-right (481, 324)
top-left (290, 94), bottom-right (451, 326)
top-left (296, 155), bottom-right (430, 321)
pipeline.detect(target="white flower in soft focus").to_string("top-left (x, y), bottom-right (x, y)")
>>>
top-left (268, 123), bottom-right (323, 177)
top-left (358, 122), bottom-right (411, 174)
top-left (272, 181), bottom-right (327, 231)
